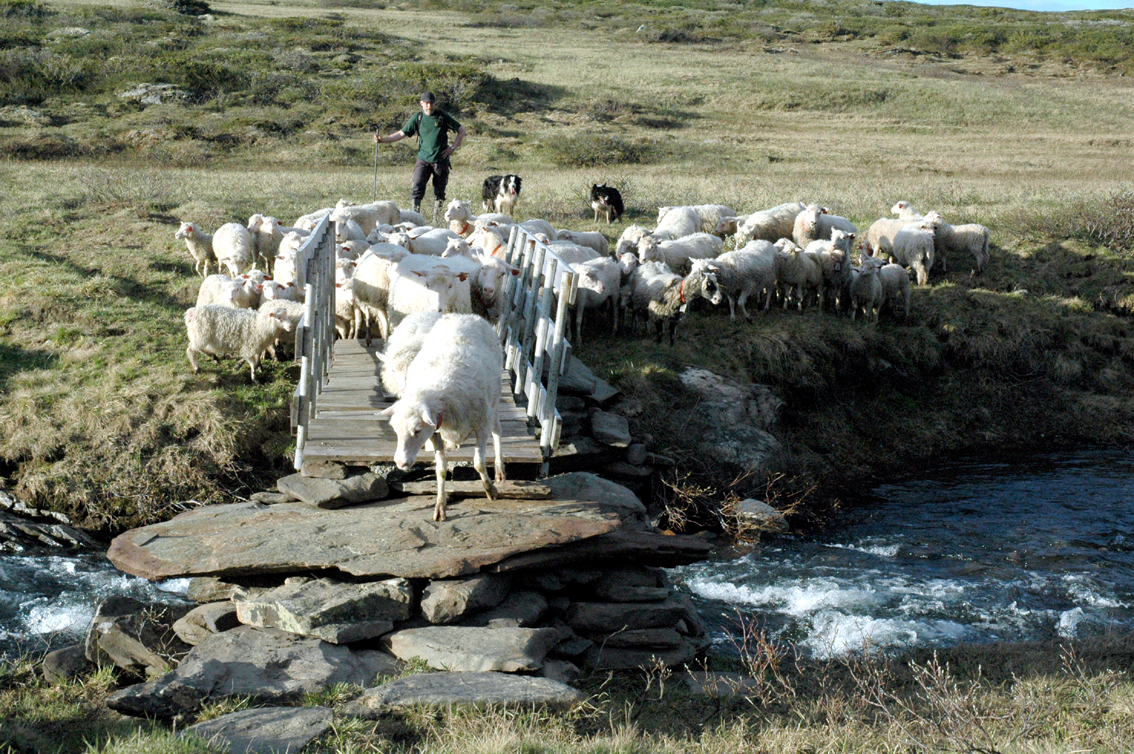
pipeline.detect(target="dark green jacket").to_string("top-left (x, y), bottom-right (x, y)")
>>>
top-left (401, 109), bottom-right (461, 163)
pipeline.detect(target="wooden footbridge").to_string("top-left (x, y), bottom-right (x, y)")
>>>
top-left (288, 216), bottom-right (580, 476)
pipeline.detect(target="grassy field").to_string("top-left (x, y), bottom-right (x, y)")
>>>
top-left (1, 0), bottom-right (1133, 531)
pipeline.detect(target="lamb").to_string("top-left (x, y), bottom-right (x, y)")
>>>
top-left (890, 222), bottom-right (937, 286)
top-left (572, 256), bottom-right (621, 344)
top-left (727, 202), bottom-right (808, 246)
top-left (703, 240), bottom-right (779, 320)
top-left (658, 204), bottom-right (735, 236)
top-left (891, 200), bottom-right (924, 220)
top-left (652, 206), bottom-right (701, 240)
top-left (637, 233), bottom-right (724, 274)
top-left (791, 205), bottom-right (858, 249)
top-left (922, 211), bottom-right (990, 274)
top-left (175, 221), bottom-right (217, 278)
top-left (443, 200), bottom-right (513, 237)
top-left (622, 261), bottom-right (691, 345)
top-left (248, 215), bottom-right (309, 271)
top-left (805, 228), bottom-right (856, 311)
top-left (377, 313), bottom-right (505, 521)
top-left (331, 199), bottom-right (401, 236)
top-left (196, 273), bottom-right (260, 309)
top-left (877, 260), bottom-right (912, 319)
top-left (849, 255), bottom-right (885, 322)
top-left (378, 311), bottom-right (443, 398)
top-left (212, 222), bottom-right (255, 278)
top-left (555, 229), bottom-right (609, 256)
top-left (774, 243), bottom-right (824, 310)
top-left (184, 304), bottom-right (294, 382)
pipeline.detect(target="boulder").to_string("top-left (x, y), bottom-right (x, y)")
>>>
top-left (233, 577), bottom-right (412, 644)
top-left (382, 626), bottom-right (559, 672)
top-left (41, 644), bottom-right (92, 684)
top-left (420, 574), bottom-right (511, 625)
top-left (736, 498), bottom-right (790, 533)
top-left (461, 590), bottom-right (548, 628)
top-left (173, 602), bottom-right (240, 646)
top-left (590, 411), bottom-right (631, 447)
top-left (183, 706), bottom-right (333, 754)
top-left (564, 598), bottom-right (688, 633)
top-left (106, 626), bottom-right (400, 719)
top-left (276, 471), bottom-right (388, 509)
top-left (342, 672), bottom-right (585, 717)
top-left (83, 596), bottom-right (190, 678)
top-left (676, 367), bottom-right (784, 474)
top-left (107, 486), bottom-right (631, 582)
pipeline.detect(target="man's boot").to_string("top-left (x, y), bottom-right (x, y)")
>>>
top-left (412, 201), bottom-right (421, 214)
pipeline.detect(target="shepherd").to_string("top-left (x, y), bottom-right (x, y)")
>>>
top-left (375, 92), bottom-right (467, 218)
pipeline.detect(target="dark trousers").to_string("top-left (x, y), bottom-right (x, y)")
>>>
top-left (410, 157), bottom-right (450, 206)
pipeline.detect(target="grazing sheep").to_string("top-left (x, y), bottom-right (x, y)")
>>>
top-left (378, 311), bottom-right (443, 397)
top-left (891, 200), bottom-right (924, 220)
top-left (572, 256), bottom-right (621, 344)
top-left (184, 304), bottom-right (294, 382)
top-left (377, 313), bottom-right (505, 521)
top-left (890, 222), bottom-right (937, 286)
top-left (248, 216), bottom-right (309, 271)
top-left (922, 211), bottom-right (991, 274)
top-left (774, 243), bottom-right (824, 310)
top-left (212, 222), bottom-right (255, 278)
top-left (652, 206), bottom-right (701, 240)
top-left (706, 240), bottom-right (779, 320)
top-left (636, 233), bottom-right (723, 275)
top-left (399, 208), bottom-right (428, 227)
top-left (728, 202), bottom-right (808, 246)
top-left (791, 204), bottom-right (858, 248)
top-left (849, 255), bottom-right (885, 322)
top-left (175, 221), bottom-right (217, 278)
top-left (196, 273), bottom-right (260, 309)
top-left (877, 261), bottom-right (912, 320)
top-left (622, 261), bottom-right (690, 345)
top-left (555, 229), bottom-right (609, 256)
top-left (331, 199), bottom-right (401, 236)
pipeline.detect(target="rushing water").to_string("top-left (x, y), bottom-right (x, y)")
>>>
top-left (4, 448), bottom-right (1134, 661)
top-left (676, 447), bottom-right (1134, 658)
top-left (0, 549), bottom-right (189, 659)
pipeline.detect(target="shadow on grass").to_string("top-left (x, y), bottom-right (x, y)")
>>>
top-left (23, 249), bottom-right (187, 316)
top-left (0, 342), bottom-right (57, 392)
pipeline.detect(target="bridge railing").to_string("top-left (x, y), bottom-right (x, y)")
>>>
top-left (291, 218), bottom-right (578, 473)
top-left (290, 213), bottom-right (336, 471)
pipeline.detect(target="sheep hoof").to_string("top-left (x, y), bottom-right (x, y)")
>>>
top-left (484, 481), bottom-right (499, 500)
top-left (494, 468), bottom-right (506, 484)
top-left (433, 501), bottom-right (447, 522)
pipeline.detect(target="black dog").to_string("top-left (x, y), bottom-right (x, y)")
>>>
top-left (482, 174), bottom-right (522, 215)
top-left (590, 184), bottom-right (624, 224)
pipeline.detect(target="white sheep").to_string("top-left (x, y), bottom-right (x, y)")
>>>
top-left (175, 221), bottom-right (217, 278)
top-left (386, 257), bottom-right (471, 331)
top-left (184, 304), bottom-right (294, 382)
top-left (335, 218), bottom-right (369, 244)
top-left (196, 273), bottom-right (259, 309)
top-left (865, 217), bottom-right (921, 260)
top-left (547, 239), bottom-right (601, 266)
top-left (614, 224), bottom-right (652, 257)
top-left (292, 208), bottom-right (333, 230)
top-left (555, 229), bottom-right (609, 256)
top-left (378, 313), bottom-right (505, 521)
top-left (212, 222), bottom-right (254, 278)
top-left (637, 233), bottom-right (724, 274)
top-left (517, 218), bottom-right (557, 240)
top-left (443, 200), bottom-right (513, 236)
top-left (338, 240), bottom-right (371, 261)
top-left (791, 204), bottom-right (858, 249)
top-left (890, 222), bottom-right (937, 286)
top-left (332, 199), bottom-right (401, 236)
top-left (849, 255), bottom-right (885, 322)
top-left (658, 204), bottom-right (735, 236)
top-left (399, 208), bottom-right (428, 227)
top-left (805, 228), bottom-right (856, 311)
top-left (652, 206), bottom-right (701, 240)
top-left (891, 200), bottom-right (924, 220)
top-left (922, 211), bottom-right (990, 274)
top-left (258, 298), bottom-right (305, 359)
top-left (387, 227), bottom-right (465, 257)
top-left (622, 261), bottom-right (691, 345)
top-left (261, 278), bottom-right (300, 303)
top-left (774, 243), bottom-right (824, 310)
top-left (248, 216), bottom-right (309, 271)
top-left (378, 311), bottom-right (443, 398)
top-left (877, 260), bottom-right (912, 319)
top-left (572, 256), bottom-right (621, 345)
top-left (351, 244), bottom-right (411, 344)
top-left (727, 202), bottom-right (808, 246)
top-left (703, 240), bottom-right (779, 320)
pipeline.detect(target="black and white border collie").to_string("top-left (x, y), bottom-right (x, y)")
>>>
top-left (482, 174), bottom-right (522, 215)
top-left (590, 184), bottom-right (624, 224)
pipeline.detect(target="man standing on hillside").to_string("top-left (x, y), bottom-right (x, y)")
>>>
top-left (375, 92), bottom-right (466, 218)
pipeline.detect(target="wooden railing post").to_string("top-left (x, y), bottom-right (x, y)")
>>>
top-left (291, 213), bottom-right (335, 472)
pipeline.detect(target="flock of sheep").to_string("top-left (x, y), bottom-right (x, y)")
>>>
top-left (173, 193), bottom-right (991, 519)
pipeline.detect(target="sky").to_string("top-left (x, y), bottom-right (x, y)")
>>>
top-left (911, 0), bottom-right (1131, 10)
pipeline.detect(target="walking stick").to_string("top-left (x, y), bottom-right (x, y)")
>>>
top-left (372, 135), bottom-right (379, 201)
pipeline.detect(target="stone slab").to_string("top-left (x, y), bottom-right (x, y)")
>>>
top-left (234, 577), bottom-right (412, 643)
top-left (107, 476), bottom-right (632, 581)
top-left (184, 706), bottom-right (333, 754)
top-left (382, 626), bottom-right (559, 672)
top-left (276, 471), bottom-right (388, 509)
top-left (342, 672), bottom-right (585, 717)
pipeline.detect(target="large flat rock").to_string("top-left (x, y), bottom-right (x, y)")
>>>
top-left (107, 490), bottom-right (626, 582)
top-left (342, 672), bottom-right (585, 717)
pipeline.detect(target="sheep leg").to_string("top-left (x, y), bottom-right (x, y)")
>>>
top-left (432, 446), bottom-right (448, 522)
top-left (493, 414), bottom-right (505, 484)
top-left (574, 306), bottom-right (584, 346)
top-left (737, 291), bottom-right (751, 322)
top-left (727, 296), bottom-right (737, 321)
top-left (248, 356), bottom-right (259, 383)
top-left (473, 426), bottom-right (500, 500)
top-left (187, 346), bottom-right (200, 373)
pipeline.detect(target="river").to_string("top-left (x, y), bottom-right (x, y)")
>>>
top-left (3, 448), bottom-right (1133, 660)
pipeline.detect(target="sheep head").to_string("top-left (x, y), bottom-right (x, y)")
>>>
top-left (378, 396), bottom-right (442, 471)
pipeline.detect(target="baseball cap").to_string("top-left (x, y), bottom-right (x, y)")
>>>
top-left (420, 91), bottom-right (436, 103)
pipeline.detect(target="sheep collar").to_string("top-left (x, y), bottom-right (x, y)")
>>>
top-left (679, 279), bottom-right (686, 304)
top-left (455, 220), bottom-right (471, 235)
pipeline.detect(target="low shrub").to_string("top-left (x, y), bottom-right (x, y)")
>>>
top-left (541, 133), bottom-right (655, 168)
